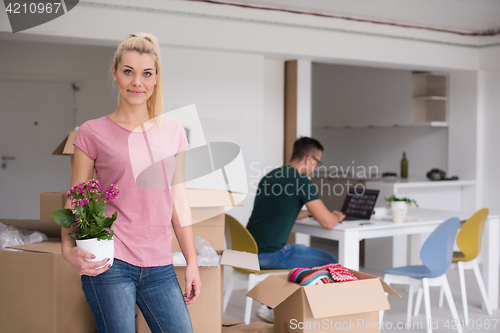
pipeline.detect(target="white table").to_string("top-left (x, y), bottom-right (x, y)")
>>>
top-left (292, 208), bottom-right (499, 310)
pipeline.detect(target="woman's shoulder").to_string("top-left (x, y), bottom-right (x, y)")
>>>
top-left (76, 116), bottom-right (110, 132)
top-left (158, 116), bottom-right (185, 132)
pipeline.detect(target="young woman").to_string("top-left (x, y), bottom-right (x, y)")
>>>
top-left (61, 32), bottom-right (200, 333)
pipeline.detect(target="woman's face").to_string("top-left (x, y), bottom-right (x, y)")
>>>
top-left (112, 51), bottom-right (158, 107)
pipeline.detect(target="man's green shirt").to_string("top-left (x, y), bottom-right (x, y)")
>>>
top-left (246, 166), bottom-right (320, 253)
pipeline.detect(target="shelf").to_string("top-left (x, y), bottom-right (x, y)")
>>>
top-left (313, 122), bottom-right (448, 130)
top-left (411, 71), bottom-right (448, 125)
top-left (412, 71), bottom-right (448, 77)
top-left (413, 96), bottom-right (447, 101)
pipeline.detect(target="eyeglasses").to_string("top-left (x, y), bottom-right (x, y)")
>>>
top-left (311, 155), bottom-right (323, 167)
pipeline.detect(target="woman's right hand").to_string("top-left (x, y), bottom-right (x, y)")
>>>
top-left (63, 245), bottom-right (111, 276)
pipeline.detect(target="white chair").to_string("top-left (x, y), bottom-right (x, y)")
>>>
top-left (380, 217), bottom-right (463, 333)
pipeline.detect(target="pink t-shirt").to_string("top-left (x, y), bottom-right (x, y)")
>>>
top-left (73, 115), bottom-right (188, 267)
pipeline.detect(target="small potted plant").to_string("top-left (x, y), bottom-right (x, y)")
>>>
top-left (384, 195), bottom-right (418, 223)
top-left (52, 179), bottom-right (119, 268)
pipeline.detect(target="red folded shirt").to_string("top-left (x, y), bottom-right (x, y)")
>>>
top-left (312, 263), bottom-right (358, 282)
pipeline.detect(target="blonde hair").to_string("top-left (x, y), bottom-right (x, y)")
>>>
top-left (112, 32), bottom-right (164, 124)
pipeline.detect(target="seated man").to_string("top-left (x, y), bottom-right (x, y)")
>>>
top-left (246, 137), bottom-right (344, 322)
top-left (247, 137), bottom-right (344, 271)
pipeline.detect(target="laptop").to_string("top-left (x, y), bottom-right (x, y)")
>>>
top-left (340, 188), bottom-right (380, 221)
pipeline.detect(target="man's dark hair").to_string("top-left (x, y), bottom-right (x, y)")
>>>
top-left (290, 137), bottom-right (324, 162)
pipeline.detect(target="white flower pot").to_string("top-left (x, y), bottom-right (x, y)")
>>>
top-left (391, 201), bottom-right (408, 223)
top-left (76, 238), bottom-right (114, 269)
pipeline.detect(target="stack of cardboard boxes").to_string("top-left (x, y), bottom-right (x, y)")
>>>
top-left (0, 218), bottom-right (97, 333)
top-left (1, 189), bottom-right (258, 333)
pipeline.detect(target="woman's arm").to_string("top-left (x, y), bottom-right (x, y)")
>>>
top-left (61, 147), bottom-right (110, 276)
top-left (171, 151), bottom-right (201, 305)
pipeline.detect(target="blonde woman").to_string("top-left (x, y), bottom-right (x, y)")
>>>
top-left (61, 33), bottom-right (200, 332)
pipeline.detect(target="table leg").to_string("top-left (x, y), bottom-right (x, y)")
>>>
top-left (483, 217), bottom-right (499, 310)
top-left (393, 235), bottom-right (408, 267)
top-left (339, 231), bottom-right (360, 271)
top-left (294, 233), bottom-right (310, 247)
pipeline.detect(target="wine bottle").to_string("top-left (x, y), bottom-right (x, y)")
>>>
top-left (401, 152), bottom-right (408, 179)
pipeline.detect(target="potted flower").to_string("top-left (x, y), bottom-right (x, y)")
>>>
top-left (384, 195), bottom-right (418, 223)
top-left (51, 179), bottom-right (119, 268)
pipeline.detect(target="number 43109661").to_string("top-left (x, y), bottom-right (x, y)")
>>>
top-left (5, 2), bottom-right (62, 14)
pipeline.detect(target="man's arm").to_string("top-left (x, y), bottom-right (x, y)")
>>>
top-left (297, 209), bottom-right (310, 220)
top-left (305, 199), bottom-right (345, 229)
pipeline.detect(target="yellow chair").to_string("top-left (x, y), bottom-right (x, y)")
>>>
top-left (222, 214), bottom-right (289, 324)
top-left (435, 208), bottom-right (493, 322)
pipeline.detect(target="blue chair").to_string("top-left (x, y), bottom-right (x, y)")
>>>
top-left (380, 217), bottom-right (463, 333)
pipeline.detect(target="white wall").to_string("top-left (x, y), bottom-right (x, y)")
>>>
top-left (0, 39), bottom-right (117, 127)
top-left (313, 126), bottom-right (448, 178)
top-left (262, 59), bottom-right (285, 172)
top-left (160, 46), bottom-right (270, 223)
top-left (311, 62), bottom-right (448, 178)
top-left (0, 39), bottom-right (117, 198)
top-left (312, 63), bottom-right (413, 127)
top-left (478, 46), bottom-right (500, 214)
top-left (447, 70), bottom-right (478, 181)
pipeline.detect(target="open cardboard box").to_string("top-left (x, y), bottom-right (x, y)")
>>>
top-left (0, 219), bottom-right (96, 333)
top-left (53, 130), bottom-right (97, 178)
top-left (246, 270), bottom-right (400, 333)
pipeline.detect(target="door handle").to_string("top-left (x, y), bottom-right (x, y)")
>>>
top-left (1, 155), bottom-right (15, 169)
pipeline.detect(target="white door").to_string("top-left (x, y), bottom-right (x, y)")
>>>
top-left (0, 80), bottom-right (72, 219)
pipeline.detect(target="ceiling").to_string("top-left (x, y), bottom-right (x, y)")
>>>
top-left (207, 0), bottom-right (500, 35)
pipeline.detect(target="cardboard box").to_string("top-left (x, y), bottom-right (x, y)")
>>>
top-left (52, 131), bottom-right (77, 172)
top-left (222, 318), bottom-right (274, 333)
top-left (246, 271), bottom-right (400, 333)
top-left (53, 130), bottom-right (97, 178)
top-left (40, 191), bottom-right (67, 220)
top-left (0, 219), bottom-right (96, 333)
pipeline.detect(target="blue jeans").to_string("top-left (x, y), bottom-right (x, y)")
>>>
top-left (258, 243), bottom-right (338, 269)
top-left (81, 259), bottom-right (193, 333)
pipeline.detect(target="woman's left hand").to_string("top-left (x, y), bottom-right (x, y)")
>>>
top-left (184, 263), bottom-right (201, 305)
